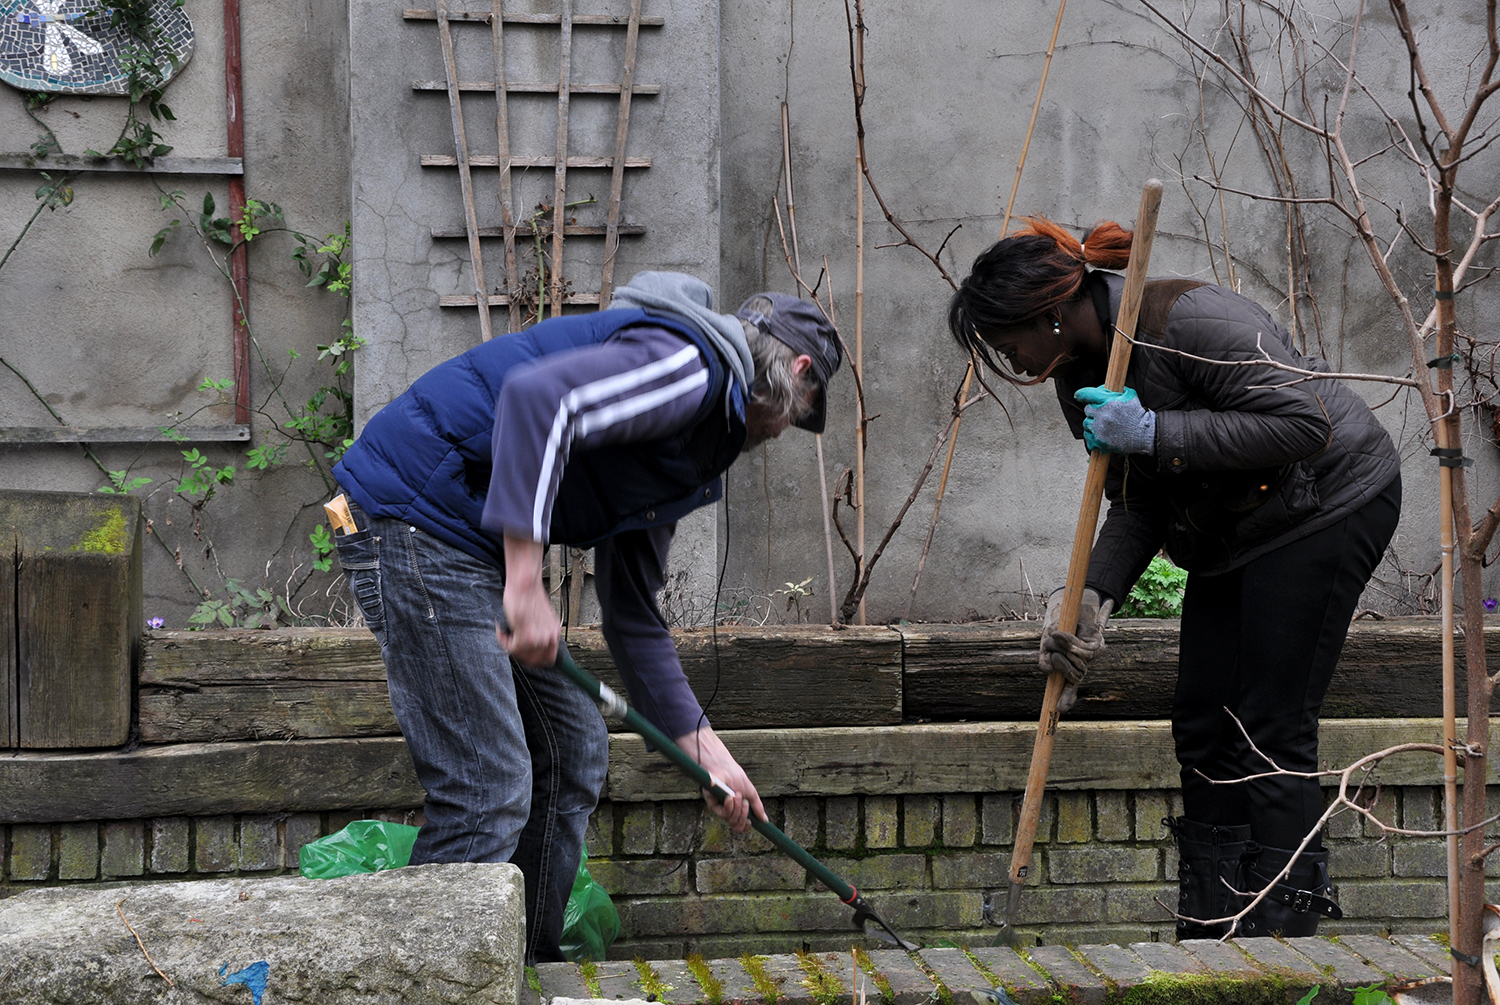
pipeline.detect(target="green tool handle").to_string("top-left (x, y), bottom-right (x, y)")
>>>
top-left (548, 646), bottom-right (860, 905)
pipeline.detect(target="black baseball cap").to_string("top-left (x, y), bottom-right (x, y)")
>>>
top-left (735, 292), bottom-right (843, 433)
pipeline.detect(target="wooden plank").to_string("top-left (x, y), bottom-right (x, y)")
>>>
top-left (548, 0), bottom-right (574, 319)
top-left (413, 80), bottom-right (659, 94)
top-left (431, 224), bottom-right (645, 238)
top-left (421, 154), bottom-right (651, 168)
top-left (436, 0), bottom-right (493, 341)
top-left (490, 0), bottom-right (521, 330)
top-left (138, 681), bottom-right (400, 743)
top-left (0, 737), bottom-right (423, 824)
top-left (604, 718), bottom-right (1480, 801)
top-left (0, 491), bottom-right (139, 749)
top-left (403, 9), bottom-right (665, 26)
top-left (566, 625), bottom-right (903, 731)
top-left (0, 424), bottom-right (250, 444)
top-left (900, 618), bottom-right (1500, 721)
top-left (0, 154), bottom-right (244, 175)
top-left (597, 0), bottom-right (642, 305)
top-left (141, 628), bottom-right (383, 685)
top-left (440, 292), bottom-right (601, 307)
top-left (1, 524), bottom-right (14, 749)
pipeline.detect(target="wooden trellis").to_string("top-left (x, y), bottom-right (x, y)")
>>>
top-left (404, 2), bottom-right (659, 336)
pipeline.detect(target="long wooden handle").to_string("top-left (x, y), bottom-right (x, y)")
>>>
top-left (1006, 179), bottom-right (1164, 891)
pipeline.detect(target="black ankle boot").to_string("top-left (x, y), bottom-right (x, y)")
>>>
top-left (1240, 845), bottom-right (1341, 938)
top-left (1165, 817), bottom-right (1253, 940)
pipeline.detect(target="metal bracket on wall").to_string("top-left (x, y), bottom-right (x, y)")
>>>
top-left (404, 1), bottom-right (655, 329)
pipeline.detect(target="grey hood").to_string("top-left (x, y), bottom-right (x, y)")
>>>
top-left (610, 271), bottom-right (754, 395)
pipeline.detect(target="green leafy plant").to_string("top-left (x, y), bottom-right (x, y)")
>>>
top-left (772, 576), bottom-right (816, 622)
top-left (1116, 554), bottom-right (1187, 618)
top-left (189, 579), bottom-right (292, 630)
top-left (83, 0), bottom-right (186, 167)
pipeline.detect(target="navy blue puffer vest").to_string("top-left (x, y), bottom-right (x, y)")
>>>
top-left (333, 309), bottom-right (747, 567)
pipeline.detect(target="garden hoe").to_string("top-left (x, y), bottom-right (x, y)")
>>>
top-left (995, 179), bottom-right (1164, 945)
top-left (496, 611), bottom-right (919, 952)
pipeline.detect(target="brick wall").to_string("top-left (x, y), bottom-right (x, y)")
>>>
top-left (582, 786), bottom-right (1496, 959)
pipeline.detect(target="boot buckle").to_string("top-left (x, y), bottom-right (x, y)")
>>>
top-left (1290, 889), bottom-right (1313, 914)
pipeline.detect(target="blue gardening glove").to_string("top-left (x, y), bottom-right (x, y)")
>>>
top-left (1074, 385), bottom-right (1157, 455)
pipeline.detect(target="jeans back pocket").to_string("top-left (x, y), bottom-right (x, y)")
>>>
top-left (335, 530), bottom-right (385, 631)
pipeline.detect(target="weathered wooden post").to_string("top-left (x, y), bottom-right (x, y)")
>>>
top-left (0, 489), bottom-right (142, 748)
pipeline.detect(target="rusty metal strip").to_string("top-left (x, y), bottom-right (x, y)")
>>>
top-left (436, 0), bottom-right (493, 341)
top-left (597, 0), bottom-right (642, 306)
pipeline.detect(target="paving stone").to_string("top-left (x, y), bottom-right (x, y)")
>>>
top-left (1285, 937), bottom-right (1387, 986)
top-left (1337, 934), bottom-right (1443, 981)
top-left (1056, 793), bottom-right (1091, 844)
top-left (1389, 934), bottom-right (1452, 974)
top-left (827, 798), bottom-right (860, 851)
top-left (705, 956), bottom-right (760, 1003)
top-left (194, 815), bottom-right (236, 873)
top-left (754, 953), bottom-right (817, 1005)
top-left (863, 949), bottom-right (937, 1005)
top-left (283, 813), bottom-right (320, 869)
top-left (661, 802), bottom-right (701, 855)
top-left (902, 796), bottom-right (940, 849)
top-left (8, 824), bottom-right (51, 881)
top-left (537, 962), bottom-right (591, 1000)
top-left (920, 947), bottom-right (991, 997)
top-left (783, 798), bottom-right (819, 849)
top-left (823, 854), bottom-right (928, 890)
top-left (587, 803), bottom-right (615, 857)
top-left (979, 794), bottom-right (1012, 847)
top-left (149, 817), bottom-right (189, 874)
top-left (621, 804), bottom-right (657, 855)
top-left (238, 815), bottom-right (280, 871)
top-left (1025, 946), bottom-right (1105, 1005)
top-left (1048, 847), bottom-right (1158, 884)
top-left (1094, 793), bottom-right (1130, 842)
top-left (1075, 944), bottom-right (1150, 990)
top-left (1177, 939), bottom-right (1263, 978)
top-left (56, 823), bottom-right (97, 880)
top-left (100, 820), bottom-right (144, 878)
top-left (644, 959), bottom-right (710, 1004)
top-left (804, 949), bottom-right (855, 996)
top-left (1128, 941), bottom-right (1208, 974)
top-left (966, 947), bottom-right (1051, 1003)
top-left (595, 960), bottom-right (645, 1000)
top-left (943, 795), bottom-right (977, 849)
top-left (865, 797), bottom-right (899, 849)
top-left (696, 856), bottom-right (805, 893)
top-left (930, 852), bottom-right (1004, 889)
top-left (1234, 937), bottom-right (1322, 983)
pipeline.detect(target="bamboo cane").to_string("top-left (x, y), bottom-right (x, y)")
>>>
top-left (996, 179), bottom-right (1163, 942)
top-left (1439, 416), bottom-right (1460, 954)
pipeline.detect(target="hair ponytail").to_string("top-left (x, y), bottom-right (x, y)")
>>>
top-left (947, 214), bottom-right (1134, 381)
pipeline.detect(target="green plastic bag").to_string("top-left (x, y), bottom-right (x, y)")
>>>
top-left (298, 820), bottom-right (420, 879)
top-left (559, 848), bottom-right (619, 963)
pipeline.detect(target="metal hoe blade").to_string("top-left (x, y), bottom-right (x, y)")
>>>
top-left (850, 895), bottom-right (920, 951)
top-left (992, 880), bottom-right (1026, 946)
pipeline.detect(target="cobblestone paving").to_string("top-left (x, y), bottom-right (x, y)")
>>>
top-left (529, 935), bottom-right (1452, 1005)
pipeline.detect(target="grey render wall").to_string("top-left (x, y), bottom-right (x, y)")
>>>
top-left (1, 0), bottom-right (1496, 629)
top-left (0, 0), bottom-right (352, 626)
top-left (717, 0), bottom-right (1500, 623)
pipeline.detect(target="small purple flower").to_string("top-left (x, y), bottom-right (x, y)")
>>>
top-left (1485, 598), bottom-right (1498, 613)
top-left (147, 616), bottom-right (165, 630)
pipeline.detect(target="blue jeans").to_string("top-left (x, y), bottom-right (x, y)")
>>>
top-left (335, 503), bottom-right (609, 963)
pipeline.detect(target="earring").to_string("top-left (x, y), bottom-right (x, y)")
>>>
top-left (1052, 317), bottom-right (1062, 337)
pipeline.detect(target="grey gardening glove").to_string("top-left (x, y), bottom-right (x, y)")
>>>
top-left (1075, 386), bottom-right (1156, 455)
top-left (1039, 587), bottom-right (1113, 712)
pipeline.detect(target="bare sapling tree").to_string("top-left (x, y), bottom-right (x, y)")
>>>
top-left (1137, 0), bottom-right (1500, 997)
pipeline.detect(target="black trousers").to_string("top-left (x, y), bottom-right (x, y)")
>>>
top-left (1173, 476), bottom-right (1402, 851)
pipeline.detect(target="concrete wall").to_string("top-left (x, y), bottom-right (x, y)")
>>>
top-left (716, 0), bottom-right (1500, 623)
top-left (0, 0), bottom-right (351, 626)
top-left (2, 0), bottom-right (1496, 627)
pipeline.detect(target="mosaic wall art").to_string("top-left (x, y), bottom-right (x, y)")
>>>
top-left (0, 0), bottom-right (193, 95)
